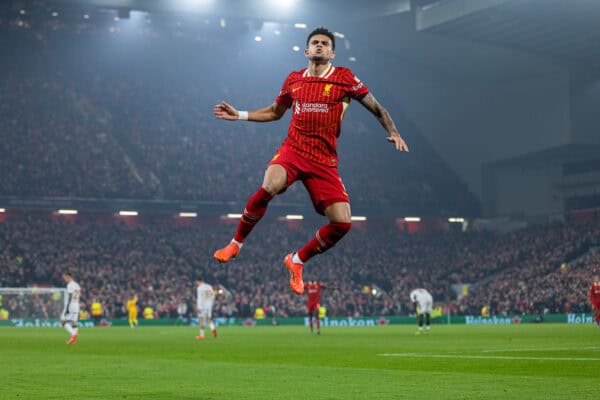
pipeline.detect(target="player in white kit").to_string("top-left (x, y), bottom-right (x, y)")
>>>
top-left (195, 277), bottom-right (217, 340)
top-left (61, 272), bottom-right (81, 344)
top-left (410, 288), bottom-right (433, 334)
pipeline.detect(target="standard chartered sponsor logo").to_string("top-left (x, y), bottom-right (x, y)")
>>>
top-left (299, 102), bottom-right (329, 113)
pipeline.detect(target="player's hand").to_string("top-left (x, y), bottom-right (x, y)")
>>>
top-left (387, 132), bottom-right (409, 152)
top-left (214, 101), bottom-right (240, 121)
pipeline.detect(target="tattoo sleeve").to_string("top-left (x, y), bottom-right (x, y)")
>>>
top-left (359, 93), bottom-right (399, 134)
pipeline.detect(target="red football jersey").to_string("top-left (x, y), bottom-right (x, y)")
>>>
top-left (275, 64), bottom-right (370, 166)
top-left (590, 282), bottom-right (600, 304)
top-left (306, 282), bottom-right (326, 305)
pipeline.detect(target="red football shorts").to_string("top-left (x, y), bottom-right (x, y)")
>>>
top-left (268, 145), bottom-right (349, 215)
top-left (307, 302), bottom-right (319, 313)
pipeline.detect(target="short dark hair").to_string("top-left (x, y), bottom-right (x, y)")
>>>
top-left (63, 272), bottom-right (72, 277)
top-left (306, 27), bottom-right (335, 51)
top-left (196, 277), bottom-right (203, 282)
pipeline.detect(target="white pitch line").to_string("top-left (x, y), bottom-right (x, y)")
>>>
top-left (378, 353), bottom-right (600, 361)
top-left (481, 346), bottom-right (600, 353)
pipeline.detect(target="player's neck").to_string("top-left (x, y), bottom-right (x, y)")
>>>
top-left (306, 61), bottom-right (331, 77)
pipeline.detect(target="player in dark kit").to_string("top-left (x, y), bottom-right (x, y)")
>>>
top-left (305, 280), bottom-right (330, 335)
top-left (213, 27), bottom-right (409, 295)
top-left (589, 275), bottom-right (600, 327)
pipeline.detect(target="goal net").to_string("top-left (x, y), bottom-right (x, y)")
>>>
top-left (0, 287), bottom-right (67, 321)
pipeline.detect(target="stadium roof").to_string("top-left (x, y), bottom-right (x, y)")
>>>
top-left (418, 0), bottom-right (600, 69)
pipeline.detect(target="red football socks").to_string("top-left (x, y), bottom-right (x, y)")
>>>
top-left (234, 187), bottom-right (273, 243)
top-left (297, 222), bottom-right (351, 262)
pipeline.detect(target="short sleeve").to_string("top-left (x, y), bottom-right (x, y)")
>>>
top-left (275, 73), bottom-right (294, 108)
top-left (343, 69), bottom-right (369, 99)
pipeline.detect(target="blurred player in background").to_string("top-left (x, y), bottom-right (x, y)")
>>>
top-left (61, 272), bottom-right (81, 345)
top-left (126, 294), bottom-right (138, 328)
top-left (213, 26), bottom-right (409, 295)
top-left (589, 275), bottom-right (600, 327)
top-left (196, 278), bottom-right (217, 340)
top-left (410, 288), bottom-right (433, 334)
top-left (305, 280), bottom-right (331, 335)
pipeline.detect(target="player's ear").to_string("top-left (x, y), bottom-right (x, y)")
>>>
top-left (329, 50), bottom-right (335, 60)
top-left (304, 48), bottom-right (310, 57)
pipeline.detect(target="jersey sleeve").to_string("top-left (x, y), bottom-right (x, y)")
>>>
top-left (342, 69), bottom-right (369, 99)
top-left (67, 282), bottom-right (75, 294)
top-left (275, 73), bottom-right (294, 108)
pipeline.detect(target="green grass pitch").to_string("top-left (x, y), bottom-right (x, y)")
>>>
top-left (1, 324), bottom-right (598, 399)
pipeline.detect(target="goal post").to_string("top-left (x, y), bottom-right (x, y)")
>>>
top-left (0, 287), bottom-right (68, 321)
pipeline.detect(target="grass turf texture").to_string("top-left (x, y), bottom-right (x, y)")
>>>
top-left (1, 324), bottom-right (598, 399)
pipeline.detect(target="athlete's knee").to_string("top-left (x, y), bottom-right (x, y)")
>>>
top-left (330, 221), bottom-right (352, 237)
top-left (261, 181), bottom-right (286, 196)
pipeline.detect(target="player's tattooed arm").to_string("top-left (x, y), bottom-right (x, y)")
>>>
top-left (359, 93), bottom-right (409, 152)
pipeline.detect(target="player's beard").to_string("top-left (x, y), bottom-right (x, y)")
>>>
top-left (310, 55), bottom-right (327, 63)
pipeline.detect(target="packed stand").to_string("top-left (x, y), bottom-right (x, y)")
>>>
top-left (1, 212), bottom-right (599, 320)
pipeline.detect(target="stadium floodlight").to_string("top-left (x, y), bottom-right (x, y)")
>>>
top-left (404, 217), bottom-right (421, 222)
top-left (448, 217), bottom-right (465, 223)
top-left (179, 212), bottom-right (197, 218)
top-left (333, 32), bottom-right (345, 38)
top-left (254, 35), bottom-right (262, 42)
top-left (58, 209), bottom-right (78, 215)
top-left (285, 214), bottom-right (304, 220)
top-left (51, 11), bottom-right (59, 17)
top-left (119, 210), bottom-right (138, 216)
top-left (83, 14), bottom-right (90, 19)
top-left (294, 23), bottom-right (307, 29)
top-left (292, 45), bottom-right (300, 52)
top-left (226, 213), bottom-right (242, 219)
top-left (176, 0), bottom-right (215, 12)
top-left (349, 57), bottom-right (357, 62)
top-left (351, 216), bottom-right (367, 221)
top-left (220, 18), bottom-right (226, 28)
top-left (0, 208), bottom-right (5, 213)
top-left (20, 9), bottom-right (26, 15)
top-left (269, 0), bottom-right (296, 10)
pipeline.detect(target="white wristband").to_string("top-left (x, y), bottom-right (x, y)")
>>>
top-left (238, 111), bottom-right (249, 121)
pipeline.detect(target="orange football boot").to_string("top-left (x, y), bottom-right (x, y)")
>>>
top-left (214, 242), bottom-right (240, 263)
top-left (284, 253), bottom-right (304, 295)
top-left (66, 333), bottom-right (79, 345)
top-left (195, 335), bottom-right (205, 340)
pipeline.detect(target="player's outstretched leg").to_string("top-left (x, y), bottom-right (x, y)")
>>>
top-left (214, 187), bottom-right (273, 263)
top-left (285, 221), bottom-right (351, 295)
top-left (308, 312), bottom-right (314, 333)
top-left (425, 313), bottom-right (431, 332)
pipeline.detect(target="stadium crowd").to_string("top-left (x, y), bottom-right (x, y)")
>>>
top-left (1, 213), bottom-right (598, 319)
top-left (0, 9), bottom-right (479, 217)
